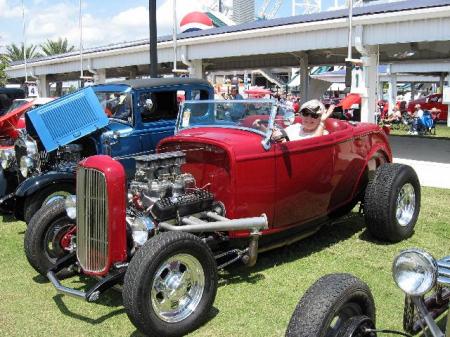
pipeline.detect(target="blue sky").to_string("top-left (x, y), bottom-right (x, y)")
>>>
top-left (0, 0), bottom-right (348, 52)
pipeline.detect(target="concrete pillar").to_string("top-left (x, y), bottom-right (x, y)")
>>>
top-left (189, 59), bottom-right (204, 79)
top-left (37, 75), bottom-right (49, 97)
top-left (360, 53), bottom-right (377, 123)
top-left (94, 69), bottom-right (106, 84)
top-left (378, 80), bottom-right (384, 102)
top-left (410, 82), bottom-right (415, 102)
top-left (388, 72), bottom-right (397, 115)
top-left (251, 72), bottom-right (256, 86)
top-left (299, 52), bottom-right (309, 105)
top-left (439, 73), bottom-right (445, 94)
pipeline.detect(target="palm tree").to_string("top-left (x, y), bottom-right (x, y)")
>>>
top-left (0, 55), bottom-right (8, 86)
top-left (40, 37), bottom-right (75, 56)
top-left (5, 43), bottom-right (41, 62)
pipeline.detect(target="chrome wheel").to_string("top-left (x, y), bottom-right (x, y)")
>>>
top-left (396, 183), bottom-right (416, 226)
top-left (151, 254), bottom-right (205, 323)
top-left (44, 191), bottom-right (71, 206)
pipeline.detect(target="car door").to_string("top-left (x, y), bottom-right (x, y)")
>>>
top-left (273, 134), bottom-right (335, 228)
top-left (137, 88), bottom-right (180, 154)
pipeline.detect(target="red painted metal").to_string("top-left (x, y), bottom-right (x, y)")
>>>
top-left (159, 118), bottom-right (392, 239)
top-left (78, 155), bottom-right (127, 275)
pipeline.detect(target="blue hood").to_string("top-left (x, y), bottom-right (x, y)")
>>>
top-left (26, 87), bottom-right (109, 152)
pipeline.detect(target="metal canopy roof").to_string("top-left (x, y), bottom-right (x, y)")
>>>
top-left (6, 0), bottom-right (450, 80)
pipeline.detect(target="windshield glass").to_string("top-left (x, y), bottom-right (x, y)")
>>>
top-left (95, 91), bottom-right (132, 121)
top-left (177, 100), bottom-right (277, 135)
top-left (4, 99), bottom-right (28, 114)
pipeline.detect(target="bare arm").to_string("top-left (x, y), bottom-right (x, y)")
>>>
top-left (312, 104), bottom-right (335, 137)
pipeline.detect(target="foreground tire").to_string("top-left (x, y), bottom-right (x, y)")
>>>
top-left (24, 199), bottom-right (76, 275)
top-left (285, 273), bottom-right (375, 337)
top-left (23, 184), bottom-right (74, 224)
top-left (364, 163), bottom-right (420, 242)
top-left (123, 232), bottom-right (218, 337)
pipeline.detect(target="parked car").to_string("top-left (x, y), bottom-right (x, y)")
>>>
top-left (25, 100), bottom-right (421, 337)
top-left (0, 78), bottom-right (213, 222)
top-left (0, 97), bottom-right (55, 198)
top-left (286, 249), bottom-right (449, 337)
top-left (407, 93), bottom-right (448, 122)
top-left (0, 87), bottom-right (25, 115)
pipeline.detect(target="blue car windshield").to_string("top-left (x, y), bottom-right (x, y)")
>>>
top-left (95, 91), bottom-right (132, 120)
top-left (177, 100), bottom-right (277, 135)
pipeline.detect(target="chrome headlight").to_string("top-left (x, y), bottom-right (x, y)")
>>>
top-left (25, 140), bottom-right (38, 156)
top-left (65, 195), bottom-right (77, 219)
top-left (129, 216), bottom-right (153, 247)
top-left (392, 249), bottom-right (438, 296)
top-left (1, 149), bottom-right (15, 169)
top-left (20, 156), bottom-right (34, 178)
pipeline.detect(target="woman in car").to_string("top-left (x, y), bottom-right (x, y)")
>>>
top-left (284, 99), bottom-right (335, 140)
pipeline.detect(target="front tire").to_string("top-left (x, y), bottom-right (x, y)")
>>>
top-left (23, 183), bottom-right (74, 224)
top-left (285, 273), bottom-right (375, 337)
top-left (123, 232), bottom-right (218, 337)
top-left (364, 163), bottom-right (420, 242)
top-left (24, 199), bottom-right (76, 275)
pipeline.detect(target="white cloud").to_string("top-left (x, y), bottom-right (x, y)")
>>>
top-left (0, 0), bottom-right (23, 18)
top-left (1, 0), bottom-right (223, 50)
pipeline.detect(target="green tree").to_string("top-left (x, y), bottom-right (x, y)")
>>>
top-left (0, 54), bottom-right (7, 86)
top-left (5, 43), bottom-right (41, 62)
top-left (40, 37), bottom-right (75, 56)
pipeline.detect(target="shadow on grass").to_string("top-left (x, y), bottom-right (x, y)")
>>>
top-left (218, 213), bottom-right (371, 287)
top-left (128, 307), bottom-right (220, 337)
top-left (53, 294), bottom-right (126, 325)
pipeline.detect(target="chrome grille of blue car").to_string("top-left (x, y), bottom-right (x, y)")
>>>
top-left (76, 166), bottom-right (109, 273)
top-left (437, 255), bottom-right (450, 286)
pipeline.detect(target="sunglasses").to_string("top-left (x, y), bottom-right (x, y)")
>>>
top-left (301, 110), bottom-right (320, 119)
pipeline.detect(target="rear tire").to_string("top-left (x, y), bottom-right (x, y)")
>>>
top-left (364, 163), bottom-right (420, 242)
top-left (123, 232), bottom-right (218, 337)
top-left (285, 273), bottom-right (375, 337)
top-left (24, 199), bottom-right (76, 276)
top-left (23, 184), bottom-right (74, 224)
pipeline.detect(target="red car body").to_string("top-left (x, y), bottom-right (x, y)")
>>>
top-left (158, 118), bottom-right (392, 239)
top-left (407, 93), bottom-right (448, 121)
top-left (0, 98), bottom-right (54, 146)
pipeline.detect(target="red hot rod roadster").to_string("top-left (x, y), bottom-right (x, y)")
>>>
top-left (25, 100), bottom-right (421, 337)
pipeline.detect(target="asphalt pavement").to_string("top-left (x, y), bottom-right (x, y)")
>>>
top-left (389, 135), bottom-right (450, 189)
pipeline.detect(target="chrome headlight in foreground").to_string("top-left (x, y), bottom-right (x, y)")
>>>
top-left (392, 249), bottom-right (437, 296)
top-left (19, 156), bottom-right (34, 178)
top-left (1, 149), bottom-right (15, 169)
top-left (129, 216), bottom-right (153, 247)
top-left (65, 195), bottom-right (77, 219)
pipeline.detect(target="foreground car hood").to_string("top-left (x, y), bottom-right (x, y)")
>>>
top-left (169, 127), bottom-right (266, 154)
top-left (26, 87), bottom-right (109, 152)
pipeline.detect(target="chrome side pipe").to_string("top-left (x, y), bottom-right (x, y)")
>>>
top-left (158, 213), bottom-right (268, 268)
top-left (158, 213), bottom-right (268, 233)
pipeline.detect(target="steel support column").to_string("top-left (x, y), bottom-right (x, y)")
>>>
top-left (360, 53), bottom-right (377, 123)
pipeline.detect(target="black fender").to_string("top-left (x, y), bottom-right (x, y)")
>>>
top-left (15, 171), bottom-right (76, 198)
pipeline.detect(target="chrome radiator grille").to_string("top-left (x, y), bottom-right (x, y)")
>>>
top-left (76, 167), bottom-right (109, 273)
top-left (437, 255), bottom-right (450, 286)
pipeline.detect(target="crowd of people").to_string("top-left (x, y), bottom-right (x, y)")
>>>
top-left (381, 102), bottom-right (441, 135)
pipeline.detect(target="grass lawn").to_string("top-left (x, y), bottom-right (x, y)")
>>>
top-left (389, 123), bottom-right (450, 138)
top-left (1, 187), bottom-right (449, 337)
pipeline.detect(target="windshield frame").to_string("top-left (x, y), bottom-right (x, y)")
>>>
top-left (175, 99), bottom-right (278, 137)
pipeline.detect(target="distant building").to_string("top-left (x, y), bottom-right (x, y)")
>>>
top-left (232, 0), bottom-right (255, 24)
